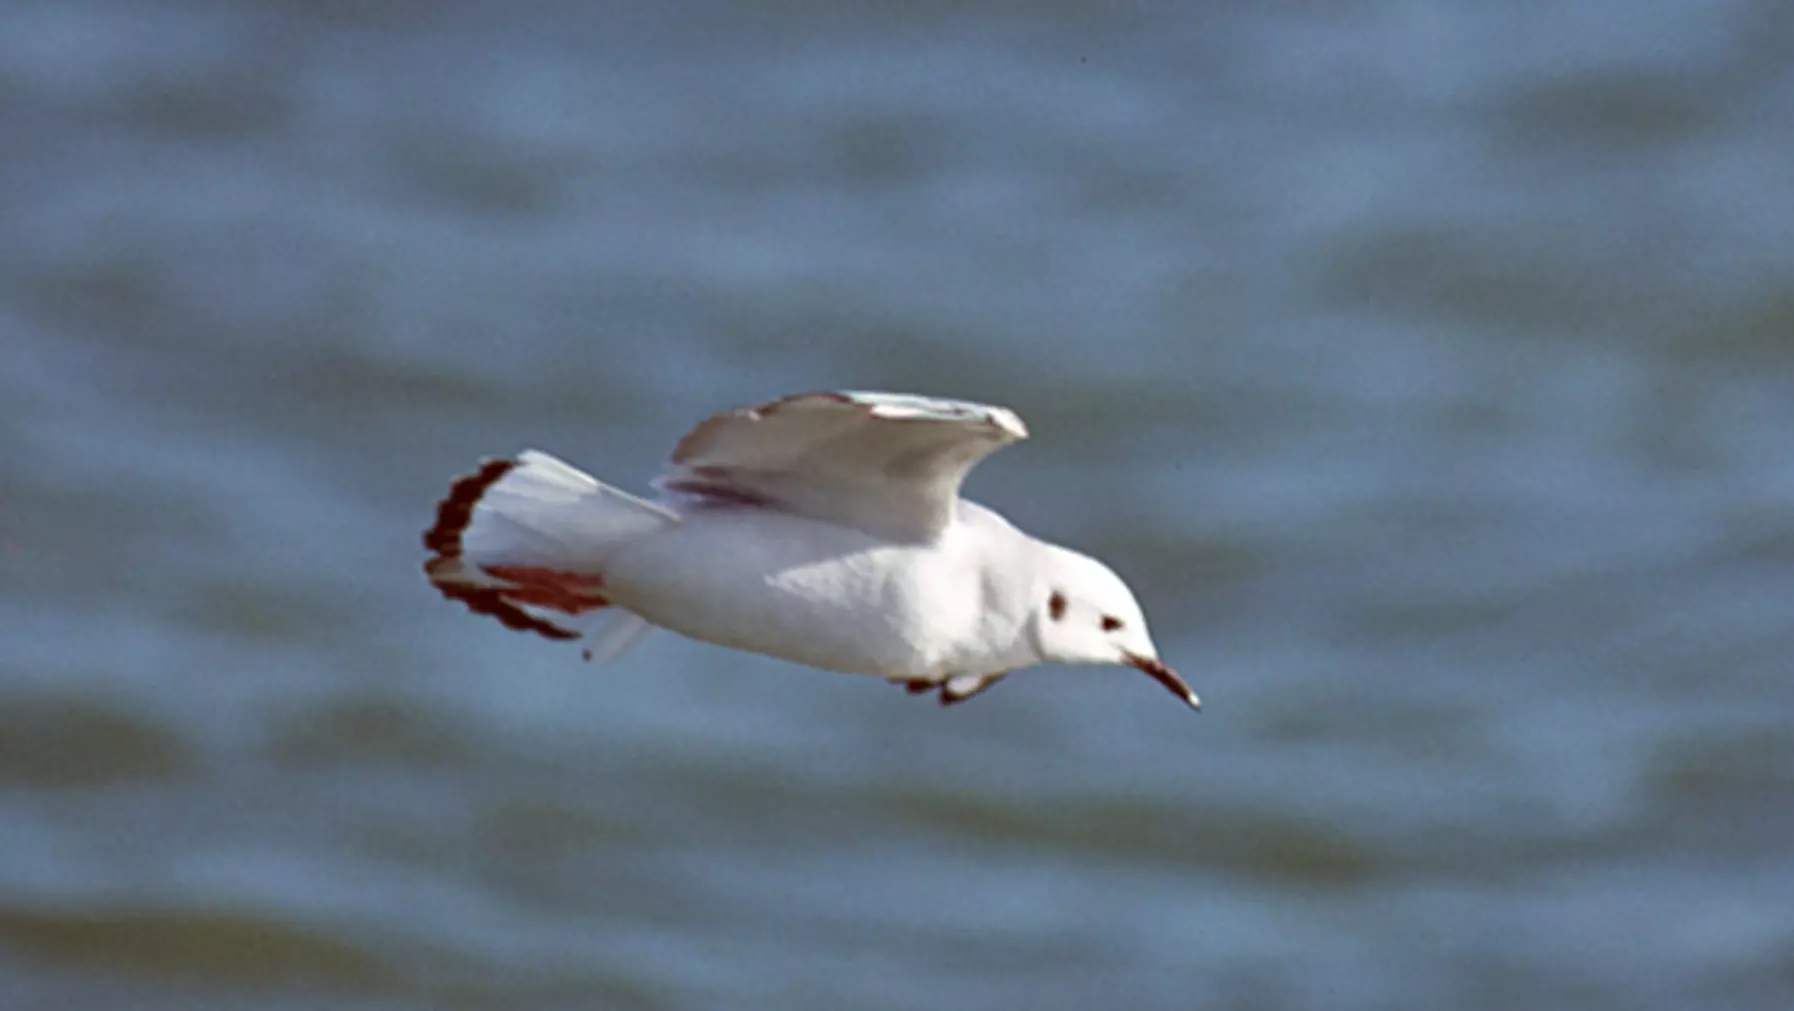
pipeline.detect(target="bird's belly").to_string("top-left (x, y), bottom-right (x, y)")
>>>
top-left (601, 514), bottom-right (972, 678)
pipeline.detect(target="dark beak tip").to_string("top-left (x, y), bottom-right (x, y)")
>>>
top-left (1126, 652), bottom-right (1201, 711)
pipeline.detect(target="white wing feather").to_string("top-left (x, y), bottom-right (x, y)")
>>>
top-left (462, 450), bottom-right (676, 569)
top-left (424, 450), bottom-right (676, 655)
top-left (657, 391), bottom-right (1027, 541)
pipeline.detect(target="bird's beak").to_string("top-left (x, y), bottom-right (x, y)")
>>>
top-left (1125, 652), bottom-right (1201, 711)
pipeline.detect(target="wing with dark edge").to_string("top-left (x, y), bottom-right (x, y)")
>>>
top-left (423, 459), bottom-right (583, 641)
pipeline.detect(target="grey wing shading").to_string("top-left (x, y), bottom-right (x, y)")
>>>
top-left (657, 391), bottom-right (1028, 541)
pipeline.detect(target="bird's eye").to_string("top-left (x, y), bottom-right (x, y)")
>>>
top-left (1048, 591), bottom-right (1067, 621)
top-left (1101, 615), bottom-right (1124, 632)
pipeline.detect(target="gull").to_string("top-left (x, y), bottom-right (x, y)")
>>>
top-left (423, 391), bottom-right (1197, 709)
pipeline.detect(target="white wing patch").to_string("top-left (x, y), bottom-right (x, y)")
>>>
top-left (658, 391), bottom-right (1027, 541)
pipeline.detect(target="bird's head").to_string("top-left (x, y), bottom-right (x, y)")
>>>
top-left (1031, 544), bottom-right (1199, 710)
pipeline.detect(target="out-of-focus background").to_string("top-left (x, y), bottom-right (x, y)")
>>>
top-left (3, 1), bottom-right (1792, 1008)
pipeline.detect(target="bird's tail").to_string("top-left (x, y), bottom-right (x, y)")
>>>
top-left (423, 450), bottom-right (676, 660)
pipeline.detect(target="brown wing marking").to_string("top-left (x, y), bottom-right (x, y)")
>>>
top-left (422, 458), bottom-right (586, 641)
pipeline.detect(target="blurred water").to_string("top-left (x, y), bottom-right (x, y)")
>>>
top-left (3, 0), bottom-right (1793, 1008)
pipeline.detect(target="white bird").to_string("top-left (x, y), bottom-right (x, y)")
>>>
top-left (423, 391), bottom-right (1197, 709)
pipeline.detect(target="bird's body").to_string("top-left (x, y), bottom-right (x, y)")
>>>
top-left (605, 501), bottom-right (1040, 680)
top-left (423, 391), bottom-right (1198, 708)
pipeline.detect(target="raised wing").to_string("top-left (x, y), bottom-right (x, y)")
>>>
top-left (658, 391), bottom-right (1028, 541)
